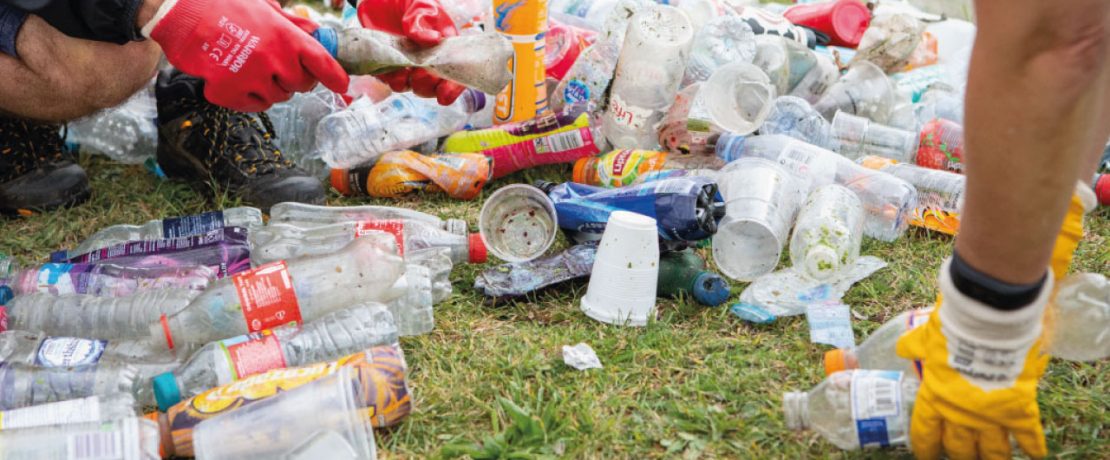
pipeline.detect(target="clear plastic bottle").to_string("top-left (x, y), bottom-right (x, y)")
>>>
top-left (0, 361), bottom-right (139, 410)
top-left (0, 394), bottom-right (136, 431)
top-left (268, 201), bottom-right (470, 236)
top-left (790, 184), bottom-right (865, 281)
top-left (317, 90), bottom-right (486, 169)
top-left (63, 207), bottom-right (263, 259)
top-left (823, 308), bottom-right (933, 377)
top-left (602, 5), bottom-right (695, 149)
top-left (66, 80), bottom-right (158, 165)
top-left (152, 236), bottom-right (405, 350)
top-left (3, 263), bottom-right (214, 298)
top-left (831, 111), bottom-right (920, 163)
top-left (5, 288), bottom-right (196, 339)
top-left (1049, 273), bottom-right (1110, 362)
top-left (863, 159), bottom-right (965, 215)
top-left (683, 15), bottom-right (757, 86)
top-left (151, 303), bottom-right (399, 410)
top-left (715, 134), bottom-right (917, 242)
top-left (250, 220), bottom-right (486, 267)
top-left (759, 96), bottom-right (832, 148)
top-left (0, 330), bottom-right (177, 366)
top-left (265, 85), bottom-right (348, 179)
top-left (0, 416), bottom-right (160, 459)
top-left (388, 264), bottom-right (436, 336)
top-left (784, 370), bottom-right (918, 450)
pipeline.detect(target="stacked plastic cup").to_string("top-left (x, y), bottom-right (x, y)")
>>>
top-left (713, 158), bottom-right (806, 281)
top-left (580, 211), bottom-right (660, 327)
top-left (697, 62), bottom-right (776, 136)
top-left (479, 184), bottom-right (559, 263)
top-left (192, 366), bottom-right (376, 460)
top-left (831, 111), bottom-right (920, 162)
top-left (814, 61), bottom-right (898, 124)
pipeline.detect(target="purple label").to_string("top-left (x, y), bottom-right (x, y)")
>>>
top-left (60, 227), bottom-right (251, 278)
top-left (163, 210), bottom-right (226, 239)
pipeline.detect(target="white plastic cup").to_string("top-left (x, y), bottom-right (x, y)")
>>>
top-left (713, 158), bottom-right (805, 281)
top-left (192, 366), bottom-right (376, 460)
top-left (814, 61), bottom-right (897, 123)
top-left (698, 62), bottom-right (776, 136)
top-left (479, 184), bottom-right (559, 263)
top-left (831, 111), bottom-right (919, 162)
top-left (580, 211), bottom-right (660, 327)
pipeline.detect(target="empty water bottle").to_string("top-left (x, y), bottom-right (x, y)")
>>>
top-left (823, 308), bottom-right (934, 377)
top-left (0, 361), bottom-right (139, 410)
top-left (151, 303), bottom-right (399, 410)
top-left (831, 111), bottom-right (919, 162)
top-left (859, 156), bottom-right (965, 234)
top-left (317, 91), bottom-right (486, 169)
top-left (57, 227), bottom-right (253, 279)
top-left (66, 80), bottom-right (158, 165)
top-left (268, 202), bottom-right (470, 236)
top-left (266, 85), bottom-right (348, 179)
top-left (153, 236), bottom-right (405, 350)
top-left (683, 16), bottom-right (757, 86)
top-left (790, 185), bottom-right (865, 281)
top-left (784, 370), bottom-right (918, 450)
top-left (388, 263), bottom-right (436, 336)
top-left (0, 394), bottom-right (137, 431)
top-left (5, 288), bottom-right (195, 340)
top-left (62, 207), bottom-right (262, 260)
top-left (2, 263), bottom-right (214, 298)
top-left (0, 330), bottom-right (176, 367)
top-left (760, 96), bottom-right (832, 148)
top-left (250, 220), bottom-right (486, 266)
top-left (0, 417), bottom-right (159, 459)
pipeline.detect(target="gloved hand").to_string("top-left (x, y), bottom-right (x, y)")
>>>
top-left (357, 0), bottom-right (466, 105)
top-left (898, 259), bottom-right (1052, 460)
top-left (143, 0), bottom-right (350, 112)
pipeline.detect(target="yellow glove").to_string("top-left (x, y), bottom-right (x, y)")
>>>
top-left (1049, 181), bottom-right (1097, 278)
top-left (897, 259), bottom-right (1053, 460)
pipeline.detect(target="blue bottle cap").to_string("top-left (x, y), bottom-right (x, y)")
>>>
top-left (692, 272), bottom-right (731, 307)
top-left (153, 372), bottom-right (182, 412)
top-left (312, 27), bottom-right (339, 59)
top-left (0, 285), bottom-right (12, 305)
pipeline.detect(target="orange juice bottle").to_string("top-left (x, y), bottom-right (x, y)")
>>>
top-left (573, 150), bottom-right (669, 188)
top-left (331, 151), bottom-right (491, 201)
top-left (493, 0), bottom-right (550, 124)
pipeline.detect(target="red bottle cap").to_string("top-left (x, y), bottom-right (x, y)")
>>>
top-left (1096, 174), bottom-right (1110, 207)
top-left (331, 168), bottom-right (352, 195)
top-left (468, 233), bottom-right (488, 264)
top-left (0, 306), bottom-right (7, 332)
top-left (784, 0), bottom-right (871, 48)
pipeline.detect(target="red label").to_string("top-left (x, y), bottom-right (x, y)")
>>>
top-left (225, 332), bottom-right (287, 380)
top-left (355, 220), bottom-right (405, 256)
top-left (233, 261), bottom-right (302, 333)
top-left (611, 150), bottom-right (633, 176)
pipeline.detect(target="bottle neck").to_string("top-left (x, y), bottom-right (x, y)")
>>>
top-left (783, 392), bottom-right (810, 431)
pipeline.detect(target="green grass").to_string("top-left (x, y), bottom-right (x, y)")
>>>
top-left (2, 154), bottom-right (1107, 459)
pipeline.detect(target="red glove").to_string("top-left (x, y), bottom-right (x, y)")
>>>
top-left (143, 0), bottom-right (350, 112)
top-left (357, 0), bottom-right (466, 105)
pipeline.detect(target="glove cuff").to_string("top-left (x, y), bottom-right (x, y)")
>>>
top-left (1075, 180), bottom-right (1097, 214)
top-left (143, 0), bottom-right (208, 43)
top-left (939, 257), bottom-right (1052, 348)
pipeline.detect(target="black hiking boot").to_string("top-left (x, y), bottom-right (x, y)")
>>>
top-left (154, 70), bottom-right (325, 211)
top-left (0, 116), bottom-right (90, 215)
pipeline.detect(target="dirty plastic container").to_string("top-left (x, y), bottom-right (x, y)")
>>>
top-left (683, 15), bottom-right (757, 86)
top-left (814, 61), bottom-right (898, 124)
top-left (192, 366), bottom-right (377, 460)
top-left (580, 211), bottom-right (660, 326)
top-left (790, 184), bottom-right (865, 281)
top-left (698, 62), bottom-right (776, 136)
top-left (712, 158), bottom-right (805, 281)
top-left (479, 184), bottom-right (559, 262)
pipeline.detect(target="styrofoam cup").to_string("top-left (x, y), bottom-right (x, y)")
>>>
top-left (479, 184), bottom-right (559, 263)
top-left (581, 211), bottom-right (660, 327)
top-left (713, 158), bottom-right (805, 281)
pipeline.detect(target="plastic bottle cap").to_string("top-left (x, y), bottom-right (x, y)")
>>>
top-left (0, 305), bottom-right (7, 332)
top-left (152, 372), bottom-right (182, 412)
top-left (692, 272), bottom-right (731, 307)
top-left (468, 233), bottom-right (488, 264)
top-left (804, 246), bottom-right (840, 280)
top-left (312, 28), bottom-right (339, 59)
top-left (330, 169), bottom-right (351, 195)
top-left (1096, 174), bottom-right (1109, 207)
top-left (823, 349), bottom-right (847, 376)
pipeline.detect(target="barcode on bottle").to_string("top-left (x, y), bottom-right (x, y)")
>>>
top-left (67, 430), bottom-right (123, 460)
top-left (535, 129), bottom-right (585, 154)
top-left (870, 379), bottom-right (898, 418)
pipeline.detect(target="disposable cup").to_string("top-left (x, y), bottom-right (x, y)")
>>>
top-left (712, 158), bottom-right (804, 281)
top-left (752, 35), bottom-right (791, 94)
top-left (699, 62), bottom-right (776, 136)
top-left (580, 211), bottom-right (660, 327)
top-left (479, 184), bottom-right (559, 262)
top-left (831, 111), bottom-right (919, 162)
top-left (192, 366), bottom-right (376, 460)
top-left (814, 61), bottom-right (897, 123)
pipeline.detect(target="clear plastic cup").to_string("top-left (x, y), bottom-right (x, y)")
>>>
top-left (831, 111), bottom-right (919, 162)
top-left (580, 211), bottom-right (660, 327)
top-left (789, 52), bottom-right (839, 104)
top-left (752, 35), bottom-right (792, 94)
top-left (713, 158), bottom-right (806, 281)
top-left (698, 62), bottom-right (776, 136)
top-left (192, 366), bottom-right (376, 460)
top-left (479, 184), bottom-right (559, 262)
top-left (814, 61), bottom-right (897, 123)
top-left (789, 184), bottom-right (865, 281)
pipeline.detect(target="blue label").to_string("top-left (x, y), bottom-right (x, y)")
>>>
top-left (0, 285), bottom-right (12, 305)
top-left (729, 303), bottom-right (776, 324)
top-left (35, 337), bottom-right (107, 367)
top-left (49, 250), bottom-right (68, 263)
top-left (163, 210), bottom-right (226, 239)
top-left (856, 419), bottom-right (891, 448)
top-left (563, 80), bottom-right (591, 104)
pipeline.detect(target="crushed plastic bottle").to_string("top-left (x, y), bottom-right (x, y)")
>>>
top-left (790, 184), bottom-right (865, 281)
top-left (66, 79), bottom-right (158, 165)
top-left (387, 263), bottom-right (436, 336)
top-left (152, 236), bottom-right (405, 350)
top-left (0, 416), bottom-right (160, 459)
top-left (0, 394), bottom-right (136, 431)
top-left (268, 202), bottom-right (470, 236)
top-left (58, 207), bottom-right (262, 260)
top-left (2, 263), bottom-right (214, 298)
top-left (784, 370), bottom-right (919, 450)
top-left (5, 288), bottom-right (194, 339)
top-left (474, 244), bottom-right (596, 299)
top-left (250, 219), bottom-right (484, 267)
top-left (0, 360), bottom-right (139, 410)
top-left (573, 149), bottom-right (669, 188)
top-left (317, 90), bottom-right (487, 169)
top-left (851, 13), bottom-right (926, 73)
top-left (331, 150), bottom-right (491, 200)
top-left (265, 85), bottom-right (348, 179)
top-left (56, 227), bottom-right (253, 279)
top-left (683, 15), bottom-right (757, 86)
top-left (152, 303), bottom-right (399, 410)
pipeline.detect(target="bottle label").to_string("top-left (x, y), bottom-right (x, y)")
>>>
top-left (216, 331), bottom-right (288, 384)
top-left (606, 94), bottom-right (655, 131)
top-left (0, 396), bottom-right (102, 430)
top-left (162, 210), bottom-right (226, 239)
top-left (593, 150), bottom-right (668, 187)
top-left (355, 220), bottom-right (406, 256)
top-left (233, 261), bottom-right (302, 333)
top-left (851, 370), bottom-right (906, 448)
top-left (917, 121), bottom-right (965, 173)
top-left (482, 112), bottom-right (599, 178)
top-left (35, 337), bottom-right (107, 367)
top-left (66, 417), bottom-right (142, 460)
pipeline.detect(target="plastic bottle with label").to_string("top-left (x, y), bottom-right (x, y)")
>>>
top-left (268, 202), bottom-right (470, 236)
top-left (60, 207), bottom-right (262, 260)
top-left (784, 370), bottom-right (919, 450)
top-left (5, 288), bottom-right (195, 339)
top-left (0, 360), bottom-right (139, 410)
top-left (0, 394), bottom-right (137, 431)
top-left (572, 149), bottom-right (670, 188)
top-left (151, 303), bottom-right (399, 411)
top-left (859, 155), bottom-right (965, 235)
top-left (317, 91), bottom-right (486, 169)
top-left (2, 263), bottom-right (215, 298)
top-left (790, 184), bottom-right (865, 281)
top-left (331, 150), bottom-right (491, 200)
top-left (0, 416), bottom-right (159, 459)
top-left (0, 330), bottom-right (177, 367)
top-left (916, 118), bottom-right (965, 173)
top-left (152, 236), bottom-right (405, 350)
top-left (250, 219), bottom-right (486, 267)
top-left (53, 227), bottom-right (253, 279)
top-left (823, 308), bottom-right (932, 378)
